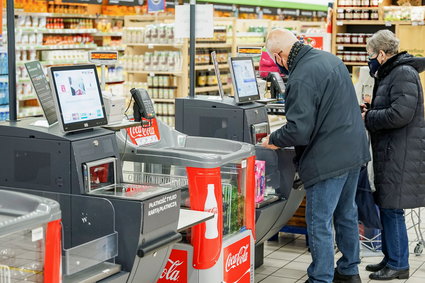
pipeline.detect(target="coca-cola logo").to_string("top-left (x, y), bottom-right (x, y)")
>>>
top-left (128, 125), bottom-right (156, 138)
top-left (225, 244), bottom-right (249, 272)
top-left (157, 249), bottom-right (187, 283)
top-left (159, 259), bottom-right (183, 281)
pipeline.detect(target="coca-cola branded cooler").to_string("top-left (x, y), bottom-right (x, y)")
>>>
top-left (0, 190), bottom-right (61, 283)
top-left (118, 119), bottom-right (256, 283)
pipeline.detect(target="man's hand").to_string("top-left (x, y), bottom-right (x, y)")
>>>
top-left (261, 135), bottom-right (280, 150)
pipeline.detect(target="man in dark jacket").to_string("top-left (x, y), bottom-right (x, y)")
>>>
top-left (262, 29), bottom-right (370, 283)
top-left (363, 29), bottom-right (425, 280)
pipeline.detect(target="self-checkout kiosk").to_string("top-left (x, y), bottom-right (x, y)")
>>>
top-left (175, 57), bottom-right (305, 268)
top-left (0, 64), bottom-right (207, 282)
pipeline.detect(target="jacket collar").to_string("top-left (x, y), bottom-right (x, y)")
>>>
top-left (289, 44), bottom-right (314, 72)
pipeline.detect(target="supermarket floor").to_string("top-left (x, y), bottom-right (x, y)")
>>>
top-left (255, 208), bottom-right (425, 283)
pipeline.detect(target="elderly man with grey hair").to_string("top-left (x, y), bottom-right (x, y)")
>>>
top-left (362, 29), bottom-right (425, 280)
top-left (261, 29), bottom-right (370, 283)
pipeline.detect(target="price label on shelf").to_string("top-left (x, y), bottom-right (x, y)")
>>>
top-left (89, 51), bottom-right (118, 64)
top-left (385, 22), bottom-right (392, 27)
top-left (337, 46), bottom-right (344, 50)
top-left (149, 72), bottom-right (155, 77)
top-left (148, 44), bottom-right (154, 49)
top-left (337, 21), bottom-right (343, 26)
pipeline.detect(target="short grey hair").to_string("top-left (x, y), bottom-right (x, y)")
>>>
top-left (366, 30), bottom-right (399, 56)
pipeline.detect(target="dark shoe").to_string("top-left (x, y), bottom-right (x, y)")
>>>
top-left (369, 266), bottom-right (409, 280)
top-left (333, 269), bottom-right (362, 283)
top-left (365, 261), bottom-right (386, 272)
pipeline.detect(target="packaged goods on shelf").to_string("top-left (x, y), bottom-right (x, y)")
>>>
top-left (195, 49), bottom-right (229, 65)
top-left (339, 0), bottom-right (379, 7)
top-left (154, 102), bottom-right (175, 116)
top-left (123, 24), bottom-right (182, 44)
top-left (196, 26), bottom-right (227, 43)
top-left (155, 115), bottom-right (175, 127)
top-left (0, 53), bottom-right (8, 75)
top-left (236, 32), bottom-right (266, 44)
top-left (383, 6), bottom-right (425, 22)
top-left (96, 18), bottom-right (124, 33)
top-left (0, 106), bottom-right (9, 121)
top-left (336, 33), bottom-right (372, 45)
top-left (17, 15), bottom-right (47, 29)
top-left (0, 81), bottom-right (9, 106)
top-left (337, 8), bottom-right (379, 20)
top-left (40, 50), bottom-right (88, 62)
top-left (123, 82), bottom-right (149, 98)
top-left (337, 51), bottom-right (368, 64)
top-left (96, 66), bottom-right (125, 83)
top-left (384, 6), bottom-right (412, 22)
top-left (15, 31), bottom-right (43, 46)
top-left (43, 34), bottom-right (94, 45)
top-left (122, 51), bottom-right (182, 72)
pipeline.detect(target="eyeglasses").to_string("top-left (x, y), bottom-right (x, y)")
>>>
top-left (367, 53), bottom-right (377, 60)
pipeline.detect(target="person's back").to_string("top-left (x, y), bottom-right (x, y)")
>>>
top-left (275, 46), bottom-right (369, 187)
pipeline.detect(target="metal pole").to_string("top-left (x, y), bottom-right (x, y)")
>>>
top-left (6, 0), bottom-right (17, 121)
top-left (101, 64), bottom-right (106, 91)
top-left (189, 0), bottom-right (196, 98)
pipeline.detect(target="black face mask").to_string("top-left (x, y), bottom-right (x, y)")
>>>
top-left (367, 57), bottom-right (381, 78)
top-left (276, 62), bottom-right (289, 76)
top-left (275, 56), bottom-right (289, 76)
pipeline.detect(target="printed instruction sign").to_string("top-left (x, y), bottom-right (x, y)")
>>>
top-left (143, 191), bottom-right (181, 233)
top-left (175, 4), bottom-right (214, 39)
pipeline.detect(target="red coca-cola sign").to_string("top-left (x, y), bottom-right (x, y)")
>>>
top-left (223, 236), bottom-right (251, 283)
top-left (157, 249), bottom-right (188, 283)
top-left (126, 118), bottom-right (161, 146)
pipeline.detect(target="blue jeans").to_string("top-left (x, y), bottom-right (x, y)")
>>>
top-left (379, 208), bottom-right (409, 270)
top-left (305, 168), bottom-right (361, 283)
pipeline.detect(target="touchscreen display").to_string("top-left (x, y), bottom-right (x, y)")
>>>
top-left (231, 59), bottom-right (259, 98)
top-left (52, 68), bottom-right (105, 125)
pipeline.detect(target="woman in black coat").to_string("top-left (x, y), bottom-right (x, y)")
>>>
top-left (363, 30), bottom-right (425, 280)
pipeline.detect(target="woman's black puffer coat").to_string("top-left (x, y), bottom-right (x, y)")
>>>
top-left (365, 52), bottom-right (425, 209)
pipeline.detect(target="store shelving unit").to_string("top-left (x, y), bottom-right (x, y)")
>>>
top-left (332, 0), bottom-right (425, 88)
top-left (124, 15), bottom-right (188, 127)
top-left (331, 0), bottom-right (398, 69)
top-left (11, 8), bottom-right (125, 118)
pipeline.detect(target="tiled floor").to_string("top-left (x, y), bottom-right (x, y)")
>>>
top-left (255, 208), bottom-right (425, 283)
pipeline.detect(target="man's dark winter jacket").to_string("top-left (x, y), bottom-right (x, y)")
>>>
top-left (365, 52), bottom-right (425, 209)
top-left (269, 45), bottom-right (370, 188)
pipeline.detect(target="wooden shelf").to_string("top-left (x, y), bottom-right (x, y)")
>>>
top-left (125, 43), bottom-right (183, 48)
top-left (14, 11), bottom-right (124, 20)
top-left (195, 64), bottom-right (228, 71)
top-left (195, 84), bottom-right (232, 93)
top-left (153, 99), bottom-right (175, 103)
top-left (344, 62), bottom-right (368, 66)
top-left (196, 43), bottom-right (232, 48)
top-left (93, 32), bottom-right (123, 37)
top-left (337, 7), bottom-right (380, 10)
top-left (336, 20), bottom-right (385, 25)
top-left (337, 44), bottom-right (367, 47)
top-left (127, 71), bottom-right (183, 76)
top-left (236, 43), bottom-right (265, 47)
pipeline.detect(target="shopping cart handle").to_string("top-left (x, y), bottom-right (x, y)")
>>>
top-left (137, 232), bottom-right (182, 258)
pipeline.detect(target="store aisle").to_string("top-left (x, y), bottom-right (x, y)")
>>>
top-left (255, 209), bottom-right (425, 283)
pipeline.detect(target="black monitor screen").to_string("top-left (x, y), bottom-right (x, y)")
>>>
top-left (229, 57), bottom-right (260, 104)
top-left (49, 65), bottom-right (108, 133)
